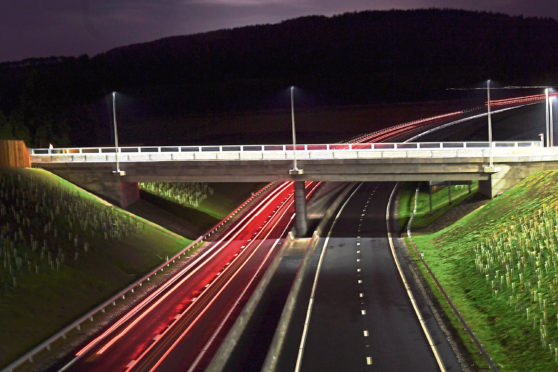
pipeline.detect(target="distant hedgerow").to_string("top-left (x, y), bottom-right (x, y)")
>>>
top-left (139, 182), bottom-right (214, 209)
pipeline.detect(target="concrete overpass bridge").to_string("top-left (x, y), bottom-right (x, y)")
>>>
top-left (31, 140), bottom-right (558, 232)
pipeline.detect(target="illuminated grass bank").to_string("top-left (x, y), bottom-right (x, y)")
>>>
top-left (0, 168), bottom-right (189, 367)
top-left (406, 171), bottom-right (558, 371)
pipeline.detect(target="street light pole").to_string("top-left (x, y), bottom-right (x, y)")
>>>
top-left (289, 86), bottom-right (301, 173)
top-left (112, 91), bottom-right (122, 174)
top-left (545, 88), bottom-right (550, 147)
top-left (550, 96), bottom-right (554, 147)
top-left (487, 79), bottom-right (493, 168)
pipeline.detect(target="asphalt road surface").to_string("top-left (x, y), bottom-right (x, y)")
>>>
top-left (275, 182), bottom-right (460, 371)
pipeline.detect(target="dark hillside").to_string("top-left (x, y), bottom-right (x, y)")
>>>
top-left (0, 9), bottom-right (557, 146)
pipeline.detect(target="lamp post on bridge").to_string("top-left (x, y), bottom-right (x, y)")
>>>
top-left (112, 91), bottom-right (125, 176)
top-left (550, 95), bottom-right (554, 147)
top-left (287, 86), bottom-right (307, 236)
top-left (545, 88), bottom-right (550, 147)
top-left (289, 86), bottom-right (304, 176)
top-left (487, 79), bottom-right (494, 168)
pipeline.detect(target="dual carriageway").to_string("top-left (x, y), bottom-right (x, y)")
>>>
top-left (9, 95), bottom-right (554, 371)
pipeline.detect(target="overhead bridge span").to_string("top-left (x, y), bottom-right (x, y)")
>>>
top-left (31, 141), bottom-right (558, 229)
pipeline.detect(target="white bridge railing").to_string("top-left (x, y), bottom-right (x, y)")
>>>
top-left (31, 141), bottom-right (543, 163)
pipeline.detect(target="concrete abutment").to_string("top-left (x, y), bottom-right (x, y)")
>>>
top-left (42, 166), bottom-right (139, 207)
top-left (478, 162), bottom-right (556, 198)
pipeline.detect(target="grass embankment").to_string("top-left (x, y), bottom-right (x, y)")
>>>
top-left (398, 181), bottom-right (478, 230)
top-left (404, 171), bottom-right (558, 371)
top-left (0, 168), bottom-right (190, 367)
top-left (140, 182), bottom-right (265, 221)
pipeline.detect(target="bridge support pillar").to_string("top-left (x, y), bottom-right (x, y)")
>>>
top-left (294, 181), bottom-right (308, 237)
top-left (119, 181), bottom-right (140, 207)
top-left (78, 175), bottom-right (139, 208)
top-left (478, 178), bottom-right (495, 199)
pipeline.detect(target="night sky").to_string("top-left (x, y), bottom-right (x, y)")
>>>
top-left (1, 0), bottom-right (557, 63)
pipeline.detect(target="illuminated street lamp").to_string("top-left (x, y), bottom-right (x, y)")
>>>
top-left (112, 91), bottom-right (125, 176)
top-left (289, 86), bottom-right (303, 175)
top-left (487, 79), bottom-right (493, 168)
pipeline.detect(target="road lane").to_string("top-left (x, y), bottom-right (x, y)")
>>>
top-left (132, 192), bottom-right (295, 371)
top-left (67, 181), bottom-right (300, 371)
top-left (293, 183), bottom-right (441, 371)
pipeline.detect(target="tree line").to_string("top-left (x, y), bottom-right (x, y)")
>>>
top-left (1, 9), bottom-right (558, 147)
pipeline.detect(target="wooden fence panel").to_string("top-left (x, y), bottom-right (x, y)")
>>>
top-left (0, 140), bottom-right (31, 168)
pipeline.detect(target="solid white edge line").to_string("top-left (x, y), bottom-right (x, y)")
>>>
top-left (386, 184), bottom-right (446, 372)
top-left (294, 184), bottom-right (363, 372)
top-left (57, 356), bottom-right (79, 372)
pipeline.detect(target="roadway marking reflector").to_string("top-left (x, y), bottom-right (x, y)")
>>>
top-left (356, 258), bottom-right (360, 263)
top-left (357, 268), bottom-right (361, 273)
top-left (366, 356), bottom-right (373, 365)
top-left (358, 279), bottom-right (362, 284)
top-left (357, 242), bottom-right (361, 246)
top-left (359, 292), bottom-right (364, 298)
top-left (361, 309), bottom-right (366, 315)
top-left (363, 330), bottom-right (369, 337)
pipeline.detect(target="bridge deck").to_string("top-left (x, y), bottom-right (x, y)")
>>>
top-left (31, 141), bottom-right (543, 164)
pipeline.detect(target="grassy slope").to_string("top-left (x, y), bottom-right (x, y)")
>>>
top-left (407, 171), bottom-right (558, 371)
top-left (398, 182), bottom-right (479, 230)
top-left (200, 183), bottom-right (265, 219)
top-left (141, 182), bottom-right (265, 221)
top-left (0, 168), bottom-right (190, 366)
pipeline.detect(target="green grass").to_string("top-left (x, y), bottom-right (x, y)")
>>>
top-left (405, 171), bottom-right (558, 371)
top-left (0, 168), bottom-right (190, 367)
top-left (398, 181), bottom-right (478, 229)
top-left (140, 182), bottom-right (265, 220)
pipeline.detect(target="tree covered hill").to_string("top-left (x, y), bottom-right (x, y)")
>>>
top-left (1, 9), bottom-right (557, 147)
